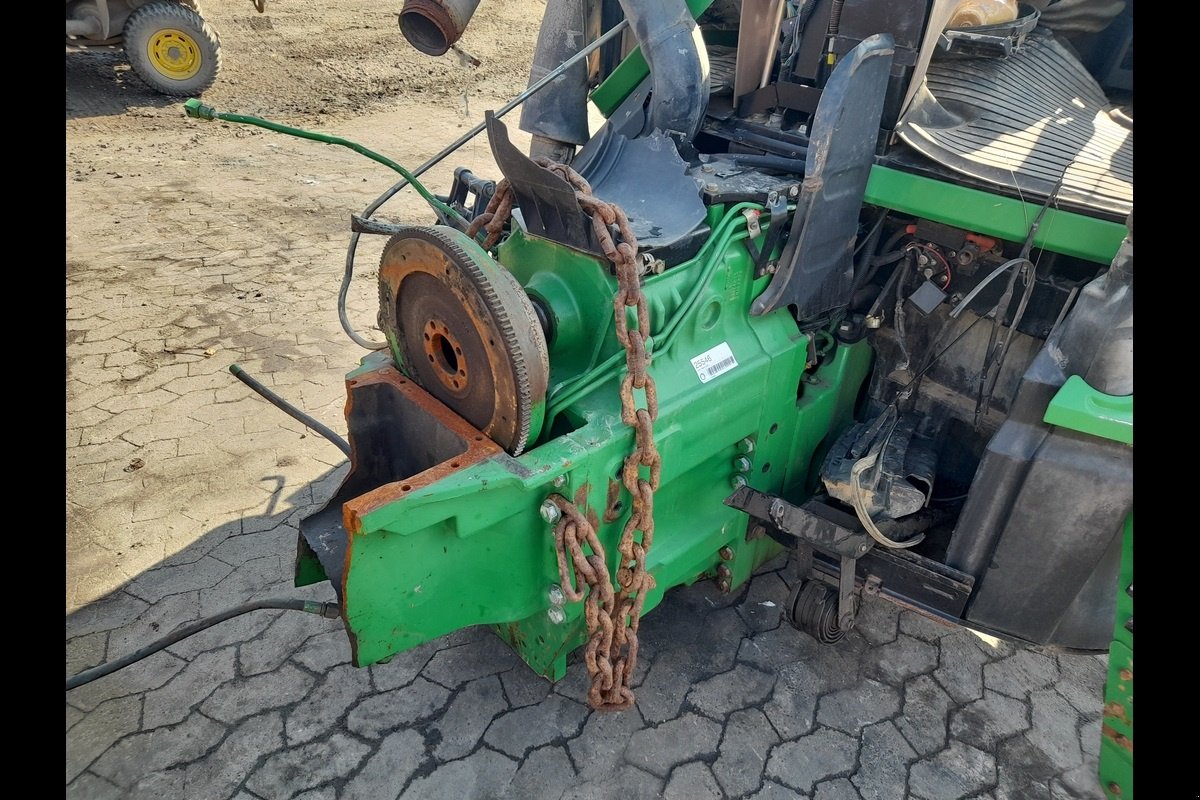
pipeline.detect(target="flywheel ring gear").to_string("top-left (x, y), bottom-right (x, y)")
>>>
top-left (377, 225), bottom-right (549, 455)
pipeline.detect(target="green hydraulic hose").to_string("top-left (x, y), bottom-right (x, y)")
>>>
top-left (182, 99), bottom-right (466, 227)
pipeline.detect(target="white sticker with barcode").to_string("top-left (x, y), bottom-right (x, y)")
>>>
top-left (691, 342), bottom-right (738, 384)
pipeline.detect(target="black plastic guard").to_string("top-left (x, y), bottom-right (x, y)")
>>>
top-left (485, 112), bottom-right (606, 258)
top-left (751, 34), bottom-right (895, 320)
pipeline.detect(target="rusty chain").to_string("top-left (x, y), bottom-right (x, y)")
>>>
top-left (469, 158), bottom-right (659, 711)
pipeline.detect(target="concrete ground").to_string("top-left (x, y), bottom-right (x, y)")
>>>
top-left (67, 4), bottom-right (1112, 798)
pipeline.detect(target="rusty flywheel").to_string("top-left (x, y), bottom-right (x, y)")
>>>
top-left (377, 225), bottom-right (549, 455)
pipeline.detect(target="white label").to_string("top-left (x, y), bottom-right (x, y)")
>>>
top-left (691, 342), bottom-right (738, 384)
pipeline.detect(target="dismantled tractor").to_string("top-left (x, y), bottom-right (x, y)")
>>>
top-left (178, 0), bottom-right (1131, 782)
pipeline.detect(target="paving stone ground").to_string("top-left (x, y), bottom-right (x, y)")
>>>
top-left (67, 5), bottom-right (1112, 798)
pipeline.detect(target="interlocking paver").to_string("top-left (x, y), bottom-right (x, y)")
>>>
top-left (347, 677), bottom-right (452, 738)
top-left (815, 679), bottom-right (901, 735)
top-left (852, 720), bottom-right (916, 800)
top-left (201, 662), bottom-right (315, 724)
top-left (624, 712), bottom-right (722, 778)
top-left (91, 711), bottom-right (226, 788)
top-left (950, 690), bottom-right (1031, 751)
top-left (765, 727), bottom-right (858, 793)
top-left (502, 746), bottom-right (576, 800)
top-left (908, 740), bottom-right (997, 800)
top-left (894, 674), bottom-right (954, 757)
top-left (712, 707), bottom-right (779, 797)
top-left (663, 761), bottom-right (723, 799)
top-left (432, 674), bottom-right (510, 760)
top-left (245, 732), bottom-right (370, 800)
top-left (142, 646), bottom-right (237, 728)
top-left (398, 748), bottom-right (518, 800)
top-left (686, 662), bottom-right (777, 719)
top-left (484, 694), bottom-right (591, 759)
top-left (341, 728), bottom-right (425, 800)
top-left (284, 663), bottom-right (374, 744)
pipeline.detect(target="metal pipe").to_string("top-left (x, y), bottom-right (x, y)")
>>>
top-left (400, 0), bottom-right (482, 57)
top-left (340, 18), bottom-right (630, 349)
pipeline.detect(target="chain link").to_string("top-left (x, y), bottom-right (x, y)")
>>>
top-left (471, 158), bottom-right (658, 711)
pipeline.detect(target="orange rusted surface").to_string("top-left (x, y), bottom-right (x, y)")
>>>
top-left (340, 362), bottom-right (502, 535)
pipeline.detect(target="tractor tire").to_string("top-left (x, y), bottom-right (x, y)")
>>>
top-left (785, 579), bottom-right (857, 644)
top-left (123, 2), bottom-right (221, 96)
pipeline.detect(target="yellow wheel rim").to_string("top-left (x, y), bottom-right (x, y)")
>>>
top-left (147, 28), bottom-right (202, 79)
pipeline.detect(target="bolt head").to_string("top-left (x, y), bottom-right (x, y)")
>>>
top-left (548, 584), bottom-right (565, 606)
top-left (552, 475), bottom-right (567, 488)
top-left (734, 456), bottom-right (752, 473)
top-left (547, 607), bottom-right (566, 624)
top-left (730, 475), bottom-right (748, 490)
top-left (716, 564), bottom-right (733, 580)
top-left (704, 182), bottom-right (719, 193)
top-left (788, 185), bottom-right (800, 199)
top-left (718, 546), bottom-right (735, 561)
top-left (540, 500), bottom-right (561, 524)
top-left (716, 579), bottom-right (731, 593)
top-left (736, 438), bottom-right (755, 455)
top-left (701, 163), bottom-right (715, 173)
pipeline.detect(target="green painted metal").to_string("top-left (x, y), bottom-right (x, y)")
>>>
top-left (589, 0), bottom-right (717, 117)
top-left (335, 202), bottom-right (874, 678)
top-left (1043, 375), bottom-right (1133, 445)
top-left (1099, 512), bottom-right (1133, 800)
top-left (864, 166), bottom-right (1126, 265)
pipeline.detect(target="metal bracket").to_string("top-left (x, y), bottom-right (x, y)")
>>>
top-left (838, 555), bottom-right (858, 630)
top-left (747, 190), bottom-right (790, 277)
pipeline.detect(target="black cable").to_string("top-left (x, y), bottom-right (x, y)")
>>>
top-left (66, 598), bottom-right (341, 690)
top-left (230, 364), bottom-right (352, 457)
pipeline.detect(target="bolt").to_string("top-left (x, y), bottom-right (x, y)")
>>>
top-left (864, 315), bottom-right (883, 329)
top-left (766, 190), bottom-right (779, 205)
top-left (765, 261), bottom-right (778, 274)
top-left (1126, 583), bottom-right (1133, 597)
top-left (731, 475), bottom-right (748, 490)
top-left (701, 163), bottom-right (715, 173)
top-left (552, 474), bottom-right (568, 488)
top-left (548, 584), bottom-right (565, 606)
top-left (652, 259), bottom-right (667, 275)
top-left (547, 607), bottom-right (566, 624)
top-left (788, 184), bottom-right (800, 199)
top-left (736, 438), bottom-right (755, 455)
top-left (1107, 782), bottom-right (1122, 796)
top-left (734, 457), bottom-right (752, 473)
top-left (859, 543), bottom-right (870, 554)
top-left (1124, 617), bottom-right (1133, 633)
top-left (705, 182), bottom-right (719, 194)
top-left (716, 578), bottom-right (731, 593)
top-left (1118, 667), bottom-right (1132, 681)
top-left (718, 546), bottom-right (735, 561)
top-left (540, 500), bottom-right (561, 524)
top-left (716, 564), bottom-right (733, 581)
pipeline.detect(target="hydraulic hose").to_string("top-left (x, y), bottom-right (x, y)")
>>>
top-left (183, 99), bottom-right (463, 226)
top-left (229, 364), bottom-right (352, 457)
top-left (66, 598), bottom-right (341, 690)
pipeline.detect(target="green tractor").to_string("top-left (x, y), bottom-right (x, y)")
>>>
top-left (188, 0), bottom-right (1133, 793)
top-left (65, 0), bottom-right (264, 95)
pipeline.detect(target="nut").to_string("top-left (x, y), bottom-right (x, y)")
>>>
top-left (718, 546), bottom-right (735, 561)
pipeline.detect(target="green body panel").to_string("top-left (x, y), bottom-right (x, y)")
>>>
top-left (1044, 375), bottom-right (1133, 445)
top-left (864, 166), bottom-right (1126, 265)
top-left (589, 0), bottom-right (716, 117)
top-left (1099, 513), bottom-right (1133, 800)
top-left (336, 202), bottom-right (873, 677)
